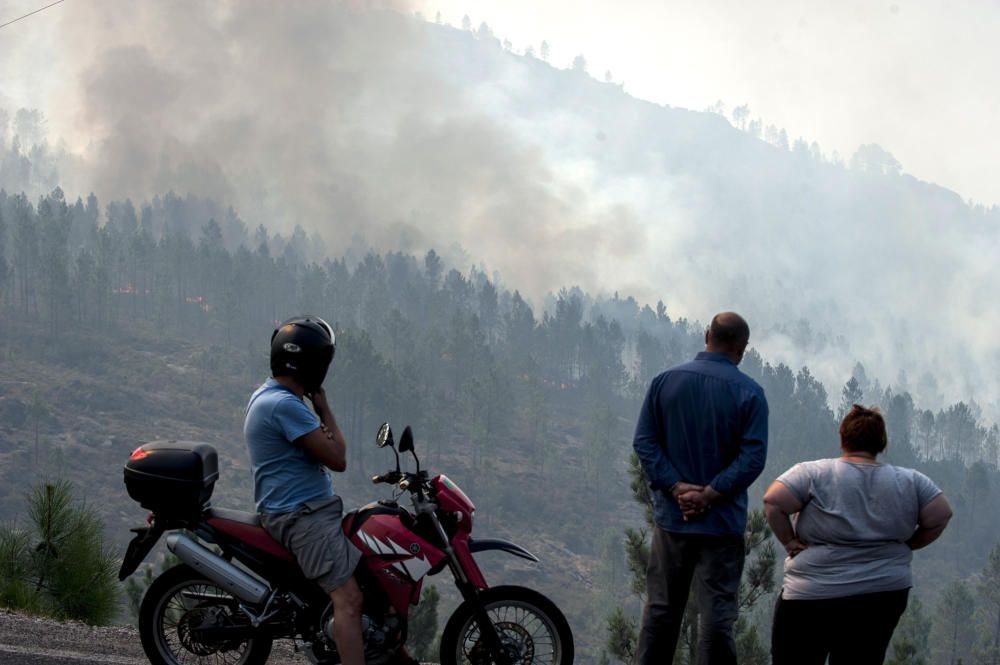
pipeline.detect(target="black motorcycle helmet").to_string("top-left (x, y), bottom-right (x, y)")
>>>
top-left (270, 315), bottom-right (335, 392)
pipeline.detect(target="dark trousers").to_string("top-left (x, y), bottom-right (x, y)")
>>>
top-left (771, 588), bottom-right (909, 665)
top-left (635, 528), bottom-right (745, 665)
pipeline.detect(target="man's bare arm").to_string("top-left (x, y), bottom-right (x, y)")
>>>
top-left (296, 388), bottom-right (347, 472)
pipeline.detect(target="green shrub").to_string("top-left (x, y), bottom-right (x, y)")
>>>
top-left (408, 584), bottom-right (441, 661)
top-left (0, 481), bottom-right (118, 624)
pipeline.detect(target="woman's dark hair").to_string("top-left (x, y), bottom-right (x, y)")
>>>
top-left (839, 404), bottom-right (888, 455)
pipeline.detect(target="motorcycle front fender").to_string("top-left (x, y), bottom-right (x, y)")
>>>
top-left (118, 523), bottom-right (164, 580)
top-left (468, 537), bottom-right (539, 563)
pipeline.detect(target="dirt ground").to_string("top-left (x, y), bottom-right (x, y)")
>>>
top-left (0, 608), bottom-right (304, 664)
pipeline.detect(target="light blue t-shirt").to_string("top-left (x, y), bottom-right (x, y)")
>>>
top-left (244, 379), bottom-right (333, 514)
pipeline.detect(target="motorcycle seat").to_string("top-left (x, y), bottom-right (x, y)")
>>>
top-left (205, 507), bottom-right (261, 526)
top-left (205, 507), bottom-right (295, 563)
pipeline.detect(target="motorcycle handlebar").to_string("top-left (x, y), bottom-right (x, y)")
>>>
top-left (371, 471), bottom-right (402, 485)
top-left (370, 470), bottom-right (430, 489)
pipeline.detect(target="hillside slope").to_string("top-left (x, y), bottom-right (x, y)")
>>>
top-left (6, 5), bottom-right (1000, 412)
top-left (433, 21), bottom-right (1000, 413)
top-left (0, 320), bottom-right (642, 662)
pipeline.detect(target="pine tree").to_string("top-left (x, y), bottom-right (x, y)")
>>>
top-left (887, 596), bottom-right (931, 665)
top-left (11, 193), bottom-right (37, 315)
top-left (838, 376), bottom-right (864, 420)
top-left (0, 206), bottom-right (9, 312)
top-left (0, 481), bottom-right (118, 624)
top-left (0, 523), bottom-right (39, 614)
top-left (975, 544), bottom-right (1000, 665)
top-left (424, 249), bottom-right (443, 289)
top-left (124, 548), bottom-right (182, 618)
top-left (408, 585), bottom-right (441, 661)
top-left (124, 564), bottom-right (154, 618)
top-left (605, 606), bottom-right (638, 663)
top-left (933, 580), bottom-right (976, 665)
top-left (605, 455), bottom-right (775, 664)
top-left (733, 615), bottom-right (770, 665)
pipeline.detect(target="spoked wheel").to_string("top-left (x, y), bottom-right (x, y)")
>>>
top-left (440, 586), bottom-right (574, 665)
top-left (138, 564), bottom-right (272, 665)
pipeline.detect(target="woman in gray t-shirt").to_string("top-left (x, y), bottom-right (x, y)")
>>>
top-left (763, 404), bottom-right (952, 665)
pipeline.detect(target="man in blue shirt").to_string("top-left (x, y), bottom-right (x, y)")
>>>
top-left (633, 312), bottom-right (768, 665)
top-left (245, 316), bottom-right (365, 665)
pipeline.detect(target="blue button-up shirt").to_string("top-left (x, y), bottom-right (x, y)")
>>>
top-left (633, 352), bottom-right (768, 536)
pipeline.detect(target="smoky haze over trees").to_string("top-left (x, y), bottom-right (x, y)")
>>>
top-left (1, 2), bottom-right (1000, 662)
top-left (1, 181), bottom-right (999, 661)
top-left (3, 2), bottom-right (1000, 416)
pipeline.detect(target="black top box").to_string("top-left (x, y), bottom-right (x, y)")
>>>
top-left (124, 441), bottom-right (219, 516)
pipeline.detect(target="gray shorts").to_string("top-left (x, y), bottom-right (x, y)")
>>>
top-left (260, 495), bottom-right (362, 593)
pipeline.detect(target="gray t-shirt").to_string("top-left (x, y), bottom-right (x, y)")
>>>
top-left (777, 458), bottom-right (942, 600)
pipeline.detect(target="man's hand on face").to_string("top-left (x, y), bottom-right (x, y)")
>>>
top-left (307, 387), bottom-right (329, 407)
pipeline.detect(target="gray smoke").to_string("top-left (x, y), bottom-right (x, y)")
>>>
top-left (7, 0), bottom-right (1000, 423)
top-left (42, 0), bottom-right (645, 297)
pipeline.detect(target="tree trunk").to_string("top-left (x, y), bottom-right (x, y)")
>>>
top-left (992, 603), bottom-right (1000, 665)
top-left (950, 613), bottom-right (958, 665)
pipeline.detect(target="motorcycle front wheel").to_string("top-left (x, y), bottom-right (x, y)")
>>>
top-left (440, 585), bottom-right (574, 665)
top-left (138, 564), bottom-right (273, 665)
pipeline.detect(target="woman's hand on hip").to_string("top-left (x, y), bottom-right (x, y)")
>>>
top-left (784, 538), bottom-right (807, 558)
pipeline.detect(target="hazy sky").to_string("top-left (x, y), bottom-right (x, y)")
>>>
top-left (425, 0), bottom-right (1000, 207)
top-left (3, 0), bottom-right (998, 204)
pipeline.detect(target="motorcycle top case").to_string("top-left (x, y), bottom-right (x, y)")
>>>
top-left (124, 441), bottom-right (219, 516)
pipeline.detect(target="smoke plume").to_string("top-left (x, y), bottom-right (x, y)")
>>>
top-left (37, 0), bottom-right (645, 297)
top-left (6, 0), bottom-right (1000, 417)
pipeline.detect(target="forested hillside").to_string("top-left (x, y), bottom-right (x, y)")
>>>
top-left (7, 4), bottom-right (1000, 416)
top-left (1, 185), bottom-right (999, 663)
top-left (420, 19), bottom-right (1000, 418)
top-left (2, 6), bottom-right (1000, 663)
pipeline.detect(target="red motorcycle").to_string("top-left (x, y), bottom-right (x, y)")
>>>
top-left (121, 424), bottom-right (573, 665)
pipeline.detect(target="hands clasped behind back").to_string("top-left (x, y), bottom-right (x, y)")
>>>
top-left (671, 482), bottom-right (708, 520)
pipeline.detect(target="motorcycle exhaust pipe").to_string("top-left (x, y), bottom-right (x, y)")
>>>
top-left (166, 533), bottom-right (270, 605)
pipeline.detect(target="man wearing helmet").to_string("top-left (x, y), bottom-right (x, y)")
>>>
top-left (244, 315), bottom-right (365, 665)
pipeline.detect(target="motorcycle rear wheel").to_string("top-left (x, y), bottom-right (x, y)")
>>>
top-left (138, 564), bottom-right (273, 665)
top-left (440, 585), bottom-right (574, 665)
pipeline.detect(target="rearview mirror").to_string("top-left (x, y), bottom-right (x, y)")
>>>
top-left (398, 426), bottom-right (414, 453)
top-left (376, 423), bottom-right (394, 448)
